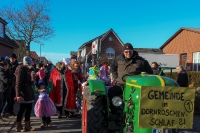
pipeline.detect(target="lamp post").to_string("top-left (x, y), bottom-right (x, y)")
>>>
top-left (39, 43), bottom-right (43, 63)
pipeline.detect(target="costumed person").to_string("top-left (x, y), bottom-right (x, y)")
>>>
top-left (34, 79), bottom-right (56, 129)
top-left (99, 64), bottom-right (111, 85)
top-left (15, 56), bottom-right (35, 132)
top-left (71, 61), bottom-right (84, 113)
top-left (49, 62), bottom-right (75, 119)
top-left (88, 64), bottom-right (99, 80)
top-left (71, 61), bottom-right (84, 95)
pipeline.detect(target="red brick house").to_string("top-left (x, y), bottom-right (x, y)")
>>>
top-left (40, 56), bottom-right (48, 64)
top-left (78, 28), bottom-right (124, 66)
top-left (160, 28), bottom-right (200, 71)
top-left (0, 18), bottom-right (18, 58)
top-left (30, 51), bottom-right (39, 64)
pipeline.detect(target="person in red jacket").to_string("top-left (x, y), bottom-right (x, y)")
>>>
top-left (49, 62), bottom-right (75, 119)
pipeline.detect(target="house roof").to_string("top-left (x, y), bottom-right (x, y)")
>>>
top-left (0, 18), bottom-right (18, 48)
top-left (79, 28), bottom-right (124, 49)
top-left (160, 27), bottom-right (200, 49)
top-left (0, 35), bottom-right (19, 48)
top-left (0, 17), bottom-right (8, 25)
top-left (134, 48), bottom-right (163, 53)
top-left (30, 51), bottom-right (38, 60)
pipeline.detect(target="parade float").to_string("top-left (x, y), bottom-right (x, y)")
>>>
top-left (81, 67), bottom-right (195, 133)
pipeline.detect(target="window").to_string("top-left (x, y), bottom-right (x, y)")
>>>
top-left (193, 52), bottom-right (200, 71)
top-left (180, 54), bottom-right (187, 68)
top-left (108, 37), bottom-right (113, 41)
top-left (0, 22), bottom-right (4, 38)
top-left (106, 47), bottom-right (115, 59)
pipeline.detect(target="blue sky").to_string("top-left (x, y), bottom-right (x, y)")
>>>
top-left (1, 0), bottom-right (200, 64)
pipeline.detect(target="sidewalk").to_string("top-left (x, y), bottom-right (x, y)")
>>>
top-left (0, 115), bottom-right (16, 133)
top-left (0, 101), bottom-right (18, 133)
top-left (0, 100), bottom-right (82, 133)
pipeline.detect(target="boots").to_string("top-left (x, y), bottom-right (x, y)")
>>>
top-left (16, 122), bottom-right (24, 132)
top-left (24, 121), bottom-right (35, 131)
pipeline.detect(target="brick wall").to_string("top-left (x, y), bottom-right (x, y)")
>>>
top-left (101, 32), bottom-right (123, 57)
top-left (163, 30), bottom-right (200, 70)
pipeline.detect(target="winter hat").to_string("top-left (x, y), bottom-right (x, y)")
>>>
top-left (4, 56), bottom-right (9, 61)
top-left (123, 43), bottom-right (134, 51)
top-left (38, 79), bottom-right (45, 87)
top-left (23, 56), bottom-right (33, 66)
top-left (9, 53), bottom-right (17, 59)
top-left (62, 58), bottom-right (70, 65)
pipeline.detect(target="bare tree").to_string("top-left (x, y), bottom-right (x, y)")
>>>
top-left (0, 0), bottom-right (55, 55)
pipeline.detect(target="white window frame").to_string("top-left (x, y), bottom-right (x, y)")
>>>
top-left (0, 22), bottom-right (4, 38)
top-left (193, 52), bottom-right (200, 71)
top-left (106, 47), bottom-right (115, 59)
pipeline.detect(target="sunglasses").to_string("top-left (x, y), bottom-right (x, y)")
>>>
top-left (124, 51), bottom-right (132, 53)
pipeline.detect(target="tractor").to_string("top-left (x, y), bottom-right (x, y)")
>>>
top-left (81, 68), bottom-right (195, 133)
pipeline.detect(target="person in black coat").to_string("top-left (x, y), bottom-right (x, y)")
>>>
top-left (15, 56), bottom-right (35, 132)
top-left (7, 53), bottom-right (19, 115)
top-left (0, 60), bottom-right (10, 122)
top-left (151, 62), bottom-right (164, 76)
top-left (45, 61), bottom-right (55, 85)
top-left (176, 65), bottom-right (188, 87)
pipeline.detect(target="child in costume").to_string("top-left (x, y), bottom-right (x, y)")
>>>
top-left (34, 80), bottom-right (56, 129)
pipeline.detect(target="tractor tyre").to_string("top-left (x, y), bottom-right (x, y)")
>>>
top-left (82, 86), bottom-right (107, 133)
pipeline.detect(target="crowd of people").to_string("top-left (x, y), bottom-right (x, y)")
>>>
top-left (0, 43), bottom-right (189, 132)
top-left (0, 54), bottom-right (85, 132)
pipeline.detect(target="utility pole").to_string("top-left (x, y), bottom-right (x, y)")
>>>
top-left (39, 43), bottom-right (43, 63)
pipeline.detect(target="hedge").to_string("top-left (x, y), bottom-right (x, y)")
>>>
top-left (164, 71), bottom-right (200, 115)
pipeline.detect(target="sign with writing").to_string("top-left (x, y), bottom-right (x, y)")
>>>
top-left (139, 86), bottom-right (195, 129)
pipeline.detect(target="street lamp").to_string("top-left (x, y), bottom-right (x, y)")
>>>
top-left (39, 43), bottom-right (44, 63)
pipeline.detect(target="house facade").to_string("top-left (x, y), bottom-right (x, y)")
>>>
top-left (0, 18), bottom-right (18, 58)
top-left (40, 56), bottom-right (48, 64)
top-left (160, 28), bottom-right (200, 71)
top-left (30, 51), bottom-right (39, 64)
top-left (78, 29), bottom-right (124, 66)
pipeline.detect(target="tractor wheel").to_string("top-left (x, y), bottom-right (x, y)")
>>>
top-left (82, 86), bottom-right (107, 133)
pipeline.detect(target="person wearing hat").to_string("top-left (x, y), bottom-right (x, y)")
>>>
top-left (15, 56), bottom-right (35, 132)
top-left (6, 53), bottom-right (19, 116)
top-left (108, 43), bottom-right (153, 116)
